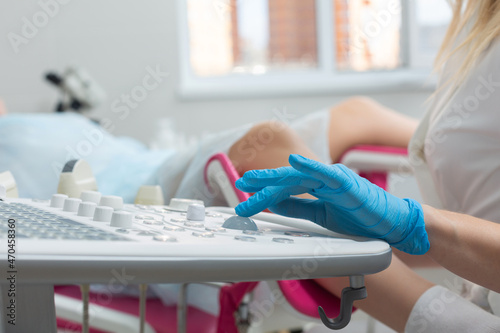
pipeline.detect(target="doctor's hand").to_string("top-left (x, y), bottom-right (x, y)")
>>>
top-left (235, 154), bottom-right (429, 255)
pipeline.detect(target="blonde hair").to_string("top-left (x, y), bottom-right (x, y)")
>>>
top-left (435, 0), bottom-right (500, 85)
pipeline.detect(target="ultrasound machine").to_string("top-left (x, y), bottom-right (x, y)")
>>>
top-left (0, 151), bottom-right (399, 333)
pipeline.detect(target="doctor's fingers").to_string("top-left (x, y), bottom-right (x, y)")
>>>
top-left (235, 173), bottom-right (324, 193)
top-left (234, 181), bottom-right (264, 193)
top-left (235, 185), bottom-right (310, 217)
top-left (269, 197), bottom-right (330, 227)
top-left (239, 167), bottom-right (324, 188)
top-left (289, 154), bottom-right (356, 192)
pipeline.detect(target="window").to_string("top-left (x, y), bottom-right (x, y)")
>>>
top-left (178, 0), bottom-right (452, 98)
top-left (412, 0), bottom-right (452, 68)
top-left (186, 0), bottom-right (318, 77)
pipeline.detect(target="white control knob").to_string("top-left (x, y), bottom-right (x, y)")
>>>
top-left (110, 211), bottom-right (133, 228)
top-left (50, 194), bottom-right (68, 208)
top-left (134, 185), bottom-right (164, 205)
top-left (63, 198), bottom-right (82, 212)
top-left (77, 202), bottom-right (97, 217)
top-left (166, 198), bottom-right (204, 212)
top-left (80, 191), bottom-right (102, 205)
top-left (187, 204), bottom-right (205, 221)
top-left (0, 171), bottom-right (19, 198)
top-left (93, 206), bottom-right (114, 222)
top-left (99, 195), bottom-right (123, 210)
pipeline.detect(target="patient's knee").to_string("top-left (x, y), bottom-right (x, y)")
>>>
top-left (228, 121), bottom-right (299, 171)
top-left (344, 96), bottom-right (378, 106)
top-left (253, 121), bottom-right (299, 148)
top-left (332, 96), bottom-right (382, 117)
top-left (230, 121), bottom-right (295, 154)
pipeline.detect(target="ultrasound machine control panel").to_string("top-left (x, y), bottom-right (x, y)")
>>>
top-left (0, 164), bottom-right (391, 331)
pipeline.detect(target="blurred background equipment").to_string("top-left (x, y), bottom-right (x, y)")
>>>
top-left (45, 66), bottom-right (107, 113)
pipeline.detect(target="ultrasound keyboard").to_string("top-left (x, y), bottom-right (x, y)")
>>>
top-left (0, 201), bottom-right (129, 241)
top-left (0, 190), bottom-right (392, 332)
top-left (0, 191), bottom-right (390, 262)
top-left (0, 190), bottom-right (392, 286)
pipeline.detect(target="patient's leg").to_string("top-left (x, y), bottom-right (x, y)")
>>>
top-left (327, 96), bottom-right (418, 162)
top-left (228, 96), bottom-right (419, 171)
top-left (228, 121), bottom-right (319, 174)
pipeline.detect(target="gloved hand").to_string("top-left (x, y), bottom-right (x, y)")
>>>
top-left (235, 154), bottom-right (429, 255)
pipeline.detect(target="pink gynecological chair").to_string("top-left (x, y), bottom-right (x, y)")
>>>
top-left (204, 145), bottom-right (409, 333)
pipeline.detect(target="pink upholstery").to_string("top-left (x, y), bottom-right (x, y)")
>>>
top-left (277, 280), bottom-right (344, 318)
top-left (341, 145), bottom-right (408, 189)
top-left (204, 153), bottom-right (250, 203)
top-left (55, 285), bottom-right (218, 333)
top-left (341, 145), bottom-right (408, 157)
top-left (217, 282), bottom-right (259, 333)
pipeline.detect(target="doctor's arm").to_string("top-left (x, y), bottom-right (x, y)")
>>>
top-left (235, 154), bottom-right (500, 294)
top-left (423, 205), bottom-right (500, 293)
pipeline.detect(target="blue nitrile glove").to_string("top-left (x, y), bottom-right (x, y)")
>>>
top-left (235, 154), bottom-right (429, 255)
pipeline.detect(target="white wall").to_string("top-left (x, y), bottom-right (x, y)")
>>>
top-left (0, 0), bottom-right (432, 144)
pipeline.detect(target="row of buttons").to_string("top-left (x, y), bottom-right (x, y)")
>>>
top-left (151, 232), bottom-right (294, 244)
top-left (6, 192), bottom-right (309, 244)
top-left (132, 205), bottom-right (305, 243)
top-left (0, 202), bottom-right (128, 241)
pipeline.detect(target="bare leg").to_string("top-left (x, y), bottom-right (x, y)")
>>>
top-left (228, 97), bottom-right (419, 172)
top-left (228, 121), bottom-right (319, 174)
top-left (327, 97), bottom-right (419, 162)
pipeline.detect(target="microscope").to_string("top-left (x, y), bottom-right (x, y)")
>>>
top-left (45, 67), bottom-right (107, 113)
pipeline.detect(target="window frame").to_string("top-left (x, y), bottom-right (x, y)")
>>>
top-left (176, 0), bottom-right (436, 100)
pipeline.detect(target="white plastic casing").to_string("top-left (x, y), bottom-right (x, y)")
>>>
top-left (166, 198), bottom-right (204, 212)
top-left (134, 185), bottom-right (165, 206)
top-left (99, 196), bottom-right (123, 210)
top-left (80, 191), bottom-right (102, 205)
top-left (57, 160), bottom-right (98, 198)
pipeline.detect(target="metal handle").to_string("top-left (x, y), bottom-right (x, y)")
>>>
top-left (318, 275), bottom-right (367, 330)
